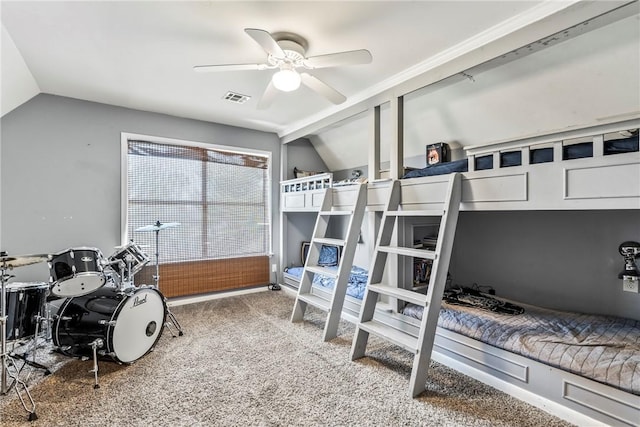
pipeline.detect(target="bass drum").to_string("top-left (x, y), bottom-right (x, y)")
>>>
top-left (53, 286), bottom-right (166, 363)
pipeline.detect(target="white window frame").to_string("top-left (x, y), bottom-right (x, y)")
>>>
top-left (120, 132), bottom-right (273, 258)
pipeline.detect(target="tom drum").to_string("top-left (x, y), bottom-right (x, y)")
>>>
top-left (108, 242), bottom-right (150, 279)
top-left (4, 282), bottom-right (49, 342)
top-left (49, 247), bottom-right (106, 297)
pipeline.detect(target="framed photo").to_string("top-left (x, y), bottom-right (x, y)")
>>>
top-left (426, 142), bottom-right (449, 165)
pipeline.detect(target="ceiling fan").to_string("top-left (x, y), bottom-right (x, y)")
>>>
top-left (194, 28), bottom-right (373, 109)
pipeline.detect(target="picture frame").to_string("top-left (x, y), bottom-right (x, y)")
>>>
top-left (426, 142), bottom-right (450, 165)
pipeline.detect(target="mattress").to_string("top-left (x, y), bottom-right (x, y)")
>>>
top-left (283, 265), bottom-right (368, 300)
top-left (403, 134), bottom-right (639, 179)
top-left (403, 298), bottom-right (640, 395)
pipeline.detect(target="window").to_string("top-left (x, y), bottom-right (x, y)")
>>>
top-left (124, 136), bottom-right (271, 265)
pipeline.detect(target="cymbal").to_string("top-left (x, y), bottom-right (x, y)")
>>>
top-left (113, 244), bottom-right (151, 249)
top-left (135, 221), bottom-right (181, 232)
top-left (0, 253), bottom-right (49, 268)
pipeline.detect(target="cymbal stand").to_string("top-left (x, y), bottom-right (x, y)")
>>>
top-left (1, 258), bottom-right (37, 421)
top-left (151, 224), bottom-right (183, 337)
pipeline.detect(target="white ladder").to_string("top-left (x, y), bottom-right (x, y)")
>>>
top-left (350, 173), bottom-right (462, 397)
top-left (291, 183), bottom-right (367, 341)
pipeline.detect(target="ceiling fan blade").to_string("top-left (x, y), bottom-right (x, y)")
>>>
top-left (193, 63), bottom-right (267, 73)
top-left (257, 81), bottom-right (278, 110)
top-left (304, 49), bottom-right (372, 69)
top-left (300, 73), bottom-right (346, 105)
top-left (245, 28), bottom-right (286, 59)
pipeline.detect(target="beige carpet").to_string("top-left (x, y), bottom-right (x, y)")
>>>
top-left (1, 290), bottom-right (575, 426)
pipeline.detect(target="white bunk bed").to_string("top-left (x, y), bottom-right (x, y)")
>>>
top-left (280, 117), bottom-right (640, 427)
top-left (281, 174), bottom-right (370, 322)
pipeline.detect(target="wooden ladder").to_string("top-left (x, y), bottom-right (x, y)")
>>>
top-left (291, 183), bottom-right (367, 341)
top-left (350, 173), bottom-right (462, 397)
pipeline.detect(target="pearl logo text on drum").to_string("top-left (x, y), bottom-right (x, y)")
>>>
top-left (133, 293), bottom-right (148, 307)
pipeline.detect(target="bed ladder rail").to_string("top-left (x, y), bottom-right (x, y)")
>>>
top-left (351, 173), bottom-right (462, 398)
top-left (291, 183), bottom-right (368, 341)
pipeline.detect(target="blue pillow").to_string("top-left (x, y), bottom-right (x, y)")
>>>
top-left (318, 245), bottom-right (339, 266)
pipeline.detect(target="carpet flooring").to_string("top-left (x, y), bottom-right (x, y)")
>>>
top-left (0, 290), bottom-right (575, 426)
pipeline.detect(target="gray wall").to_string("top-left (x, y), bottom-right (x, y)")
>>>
top-left (284, 137), bottom-right (328, 180)
top-left (451, 210), bottom-right (640, 320)
top-left (1, 93), bottom-right (281, 282)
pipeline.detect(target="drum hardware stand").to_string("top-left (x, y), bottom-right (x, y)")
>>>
top-left (0, 251), bottom-right (47, 421)
top-left (136, 221), bottom-right (184, 337)
top-left (10, 316), bottom-right (53, 376)
top-left (4, 356), bottom-right (37, 420)
top-left (89, 338), bottom-right (104, 389)
top-left (103, 258), bottom-right (136, 293)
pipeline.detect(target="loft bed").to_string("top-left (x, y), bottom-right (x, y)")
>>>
top-left (281, 119), bottom-right (639, 214)
top-left (367, 117), bottom-right (640, 212)
top-left (281, 172), bottom-right (333, 211)
top-left (279, 118), bottom-right (640, 425)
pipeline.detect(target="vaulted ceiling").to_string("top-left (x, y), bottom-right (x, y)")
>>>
top-left (3, 1), bottom-right (638, 173)
top-left (1, 1), bottom-right (547, 134)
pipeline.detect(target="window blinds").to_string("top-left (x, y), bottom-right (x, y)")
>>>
top-left (127, 140), bottom-right (270, 264)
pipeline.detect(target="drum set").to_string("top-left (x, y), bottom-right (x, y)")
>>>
top-left (1, 233), bottom-right (182, 421)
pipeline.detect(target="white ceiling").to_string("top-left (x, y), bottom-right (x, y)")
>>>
top-left (2, 0), bottom-right (551, 137)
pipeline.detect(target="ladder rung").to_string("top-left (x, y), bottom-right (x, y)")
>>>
top-left (368, 284), bottom-right (429, 307)
top-left (305, 265), bottom-right (338, 278)
top-left (386, 209), bottom-right (445, 217)
top-left (297, 292), bottom-right (330, 312)
top-left (358, 320), bottom-right (418, 354)
top-left (319, 210), bottom-right (353, 216)
top-left (377, 246), bottom-right (436, 260)
top-left (313, 237), bottom-right (345, 247)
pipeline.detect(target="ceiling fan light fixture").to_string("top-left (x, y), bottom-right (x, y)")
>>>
top-left (272, 68), bottom-right (301, 92)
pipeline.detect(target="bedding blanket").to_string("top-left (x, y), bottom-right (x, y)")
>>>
top-left (403, 299), bottom-right (640, 395)
top-left (284, 265), bottom-right (368, 300)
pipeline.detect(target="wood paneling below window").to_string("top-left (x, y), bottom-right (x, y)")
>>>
top-left (134, 256), bottom-right (269, 298)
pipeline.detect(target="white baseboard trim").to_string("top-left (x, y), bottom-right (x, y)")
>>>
top-left (166, 285), bottom-right (269, 307)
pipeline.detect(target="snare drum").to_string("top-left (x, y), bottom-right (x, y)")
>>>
top-left (108, 242), bottom-right (150, 279)
top-left (52, 286), bottom-right (166, 363)
top-left (4, 282), bottom-right (49, 342)
top-left (49, 247), bottom-right (106, 298)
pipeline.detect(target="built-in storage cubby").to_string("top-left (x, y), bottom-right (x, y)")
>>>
top-left (411, 223), bottom-right (439, 287)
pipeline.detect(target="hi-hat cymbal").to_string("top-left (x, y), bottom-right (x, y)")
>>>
top-left (0, 253), bottom-right (49, 268)
top-left (135, 221), bottom-right (181, 232)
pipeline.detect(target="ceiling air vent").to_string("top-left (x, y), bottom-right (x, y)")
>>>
top-left (223, 91), bottom-right (251, 104)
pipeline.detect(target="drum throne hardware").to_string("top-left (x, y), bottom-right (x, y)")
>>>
top-left (135, 221), bottom-right (184, 337)
top-left (1, 251), bottom-right (48, 421)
